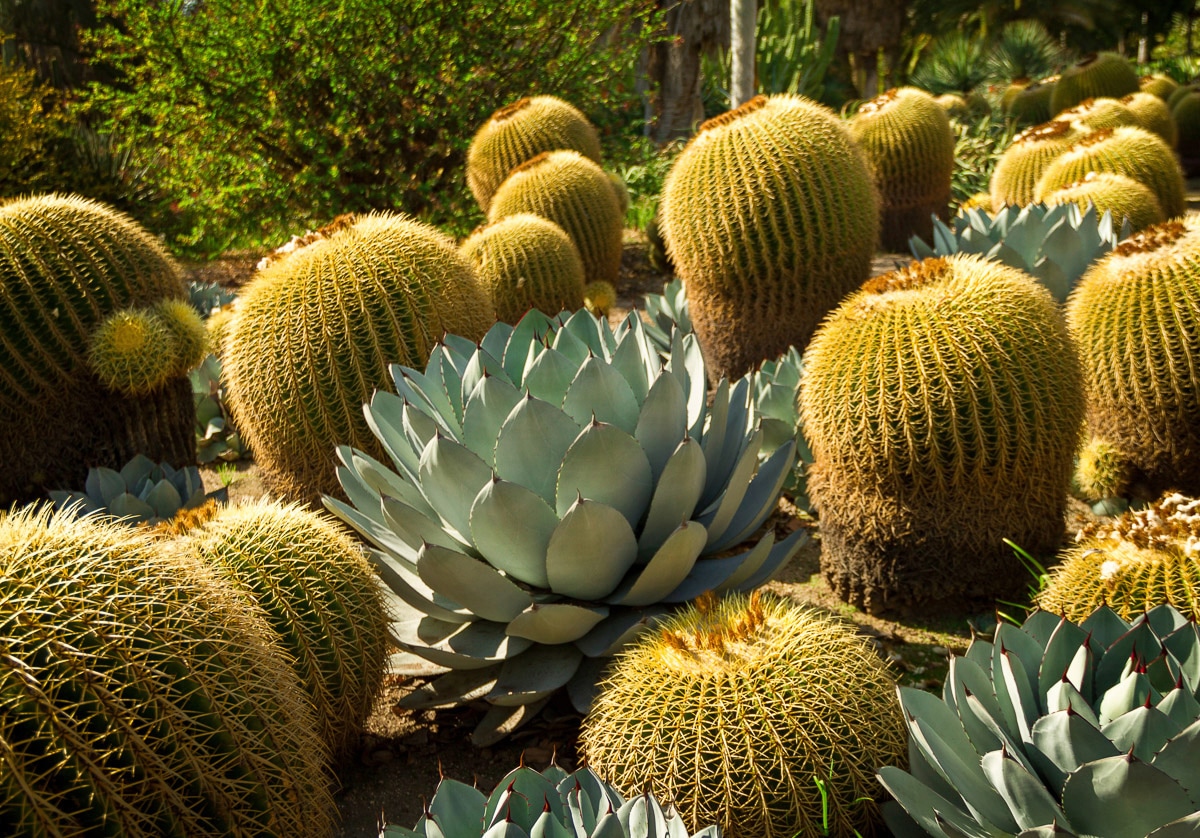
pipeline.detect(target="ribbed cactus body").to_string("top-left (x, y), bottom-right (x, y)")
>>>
top-left (800, 255), bottom-right (1084, 613)
top-left (1168, 83), bottom-right (1200, 111)
top-left (153, 297), bottom-right (209, 376)
top-left (181, 500), bottom-right (391, 757)
top-left (1054, 96), bottom-right (1139, 131)
top-left (1041, 172), bottom-right (1165, 232)
top-left (1174, 91), bottom-right (1200, 161)
top-left (0, 506), bottom-right (334, 836)
top-left (1005, 78), bottom-right (1056, 125)
top-left (1120, 91), bottom-right (1177, 146)
top-left (933, 92), bottom-right (968, 117)
top-left (581, 592), bottom-right (907, 838)
top-left (487, 149), bottom-right (623, 285)
top-left (1034, 126), bottom-right (1186, 218)
top-left (1074, 436), bottom-right (1132, 502)
top-left (223, 212), bottom-right (495, 501)
top-left (849, 87), bottom-right (955, 250)
top-left (87, 307), bottom-right (179, 395)
top-left (989, 120), bottom-right (1086, 210)
top-left (460, 213), bottom-right (585, 323)
top-left (1141, 73), bottom-right (1178, 101)
top-left (659, 94), bottom-right (878, 380)
top-left (1050, 52), bottom-right (1140, 115)
top-left (467, 95), bottom-right (601, 212)
top-left (1066, 221), bottom-right (1200, 495)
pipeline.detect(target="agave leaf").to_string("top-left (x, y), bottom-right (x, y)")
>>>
top-left (325, 494), bottom-right (416, 559)
top-left (472, 695), bottom-right (554, 748)
top-left (662, 545), bottom-right (767, 603)
top-left (876, 766), bottom-right (1004, 838)
top-left (565, 655), bottom-right (608, 714)
top-left (501, 311), bottom-right (551, 380)
top-left (108, 492), bottom-right (156, 522)
top-left (680, 336), bottom-right (706, 438)
top-left (1045, 678), bottom-right (1098, 726)
top-left (506, 604), bottom-right (609, 645)
top-left (460, 347), bottom-right (507, 415)
top-left (697, 377), bottom-right (730, 489)
top-left (397, 667), bottom-right (500, 710)
top-left (980, 750), bottom-right (1072, 832)
top-left (556, 422), bottom-right (653, 528)
top-left (1147, 604), bottom-right (1190, 638)
top-left (530, 809), bottom-right (575, 838)
top-left (635, 372), bottom-right (688, 481)
top-left (1079, 605), bottom-right (1129, 650)
top-left (467, 479), bottom-right (557, 589)
top-left (365, 391), bottom-right (423, 483)
top-left (370, 550), bottom-right (476, 623)
top-left (1158, 685), bottom-right (1200, 729)
top-left (379, 496), bottom-right (453, 561)
top-left (706, 439), bottom-right (795, 552)
top-left (397, 616), bottom-right (532, 670)
top-left (608, 326), bottom-right (652, 405)
top-left (712, 530), bottom-right (774, 593)
top-left (481, 814), bottom-right (532, 838)
top-left (1152, 718), bottom-right (1200, 796)
top-left (118, 453), bottom-right (156, 488)
top-left (1147, 812), bottom-right (1200, 836)
top-left (1028, 710), bottom-right (1120, 792)
top-left (418, 434), bottom-right (494, 543)
top-left (910, 234), bottom-right (937, 260)
top-left (1061, 756), bottom-right (1196, 838)
top-left (945, 656), bottom-right (1007, 750)
top-left (606, 522), bottom-right (706, 607)
top-left (591, 813), bottom-right (631, 838)
top-left (426, 779), bottom-right (489, 837)
top-left (563, 309), bottom-right (611, 356)
top-left (1100, 705), bottom-right (1182, 760)
top-left (1031, 256), bottom-right (1072, 305)
top-left (417, 544), bottom-right (533, 623)
top-left (637, 438), bottom-right (706, 559)
top-left (1163, 622), bottom-right (1200, 692)
top-left (1146, 652), bottom-right (1182, 695)
top-left (1017, 826), bottom-right (1080, 837)
top-left (403, 400), bottom-right (441, 459)
top-left (573, 608), bottom-right (665, 658)
top-left (480, 321), bottom-right (514, 370)
top-left (1098, 669), bottom-right (1151, 726)
top-left (698, 427), bottom-right (764, 547)
top-left (730, 527), bottom-right (806, 591)
top-left (487, 644), bottom-right (584, 707)
top-left (143, 480), bottom-right (183, 519)
top-left (1038, 618), bottom-right (1091, 706)
top-left (545, 499), bottom-right (637, 599)
top-left (86, 466), bottom-right (126, 505)
top-left (1095, 621), bottom-right (1162, 696)
top-left (964, 692), bottom-right (1040, 777)
top-left (994, 643), bottom-right (1038, 743)
top-left (900, 688), bottom-right (991, 788)
top-left (562, 356), bottom-right (641, 434)
top-left (494, 397), bottom-right (581, 504)
top-left (617, 794), bottom-right (671, 838)
top-left (459, 374), bottom-right (525, 467)
top-left (932, 217), bottom-right (961, 255)
top-left (395, 366), bottom-right (459, 436)
top-left (523, 344), bottom-right (578, 408)
top-left (907, 737), bottom-right (963, 810)
top-left (551, 322), bottom-right (591, 367)
top-left (706, 377), bottom-right (754, 501)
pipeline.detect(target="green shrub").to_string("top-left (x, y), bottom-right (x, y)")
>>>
top-left (0, 59), bottom-right (65, 194)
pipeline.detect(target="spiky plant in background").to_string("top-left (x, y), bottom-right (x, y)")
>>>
top-left (0, 506), bottom-right (335, 836)
top-left (985, 20), bottom-right (1065, 83)
top-left (848, 87), bottom-right (956, 250)
top-left (989, 120), bottom-right (1088, 210)
top-left (1050, 52), bottom-right (1140, 115)
top-left (910, 31), bottom-right (988, 96)
top-left (49, 454), bottom-right (218, 525)
top-left (1120, 91), bottom-right (1178, 147)
top-left (383, 764), bottom-right (720, 838)
top-left (658, 94), bottom-right (877, 380)
top-left (192, 353), bottom-right (246, 463)
top-left (222, 212), bottom-right (495, 501)
top-left (466, 95), bottom-right (602, 212)
top-left (581, 591), bottom-right (907, 838)
top-left (879, 604), bottom-right (1200, 837)
top-left (1066, 221), bottom-right (1200, 497)
top-left (935, 92), bottom-right (969, 117)
top-left (801, 256), bottom-right (1084, 614)
top-left (488, 150), bottom-right (624, 285)
top-left (948, 113), bottom-right (1018, 209)
top-left (326, 310), bottom-right (806, 745)
top-left (179, 499), bottom-right (391, 756)
top-left (1038, 494), bottom-right (1200, 621)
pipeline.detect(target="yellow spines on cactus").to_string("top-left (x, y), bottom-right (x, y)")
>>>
top-left (467, 95), bottom-right (602, 212)
top-left (0, 505), bottom-right (334, 836)
top-left (989, 120), bottom-right (1087, 210)
top-left (1005, 77), bottom-right (1057, 125)
top-left (1074, 436), bottom-right (1132, 502)
top-left (934, 92), bottom-right (968, 117)
top-left (223, 212), bottom-right (495, 501)
top-left (178, 499), bottom-right (391, 756)
top-left (1034, 125), bottom-right (1186, 218)
top-left (607, 171), bottom-right (630, 217)
top-left (1065, 220), bottom-right (1200, 495)
top-left (848, 87), bottom-right (956, 250)
top-left (581, 591), bottom-right (907, 838)
top-left (487, 149), bottom-right (623, 285)
top-left (1054, 97), bottom-right (1139, 131)
top-left (88, 307), bottom-right (179, 395)
top-left (800, 255), bottom-right (1084, 613)
top-left (1037, 493), bottom-right (1200, 621)
top-left (1050, 52), bottom-right (1140, 116)
top-left (460, 213), bottom-right (585, 324)
top-left (153, 297), bottom-right (209, 375)
top-left (1040, 171), bottom-right (1165, 233)
top-left (1141, 73), bottom-right (1178, 101)
top-left (583, 279), bottom-right (617, 317)
top-left (206, 306), bottom-right (235, 358)
top-left (1120, 91), bottom-right (1177, 147)
top-left (659, 94), bottom-right (878, 380)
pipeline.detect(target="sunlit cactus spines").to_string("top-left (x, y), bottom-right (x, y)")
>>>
top-left (1120, 91), bottom-right (1178, 147)
top-left (989, 120), bottom-right (1088, 210)
top-left (1050, 52), bottom-right (1140, 115)
top-left (87, 308), bottom-right (180, 396)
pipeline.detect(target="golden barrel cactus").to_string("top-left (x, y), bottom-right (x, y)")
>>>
top-left (1174, 91), bottom-right (1200, 163)
top-left (1065, 220), bottom-right (1200, 496)
top-left (223, 212), bottom-right (495, 501)
top-left (1005, 77), bottom-right (1057, 125)
top-left (1034, 125), bottom-right (1186, 218)
top-left (581, 591), bottom-right (907, 838)
top-left (800, 255), bottom-right (1084, 613)
top-left (1120, 91), bottom-right (1178, 146)
top-left (1040, 171), bottom-right (1165, 233)
top-left (488, 149), bottom-right (624, 285)
top-left (848, 87), bottom-right (956, 251)
top-left (460, 213), bottom-right (585, 323)
top-left (659, 94), bottom-right (878, 380)
top-left (1140, 73), bottom-right (1178, 101)
top-left (1054, 97), bottom-right (1139, 131)
top-left (467, 95), bottom-right (601, 212)
top-left (989, 120), bottom-right (1087, 210)
top-left (1050, 52), bottom-right (1140, 115)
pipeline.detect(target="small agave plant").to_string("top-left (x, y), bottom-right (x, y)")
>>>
top-left (50, 453), bottom-right (223, 525)
top-left (879, 603), bottom-right (1200, 837)
top-left (326, 309), bottom-right (805, 744)
top-left (187, 279), bottom-right (237, 317)
top-left (910, 203), bottom-right (1132, 302)
top-left (191, 353), bottom-right (245, 463)
top-left (385, 763), bottom-right (719, 838)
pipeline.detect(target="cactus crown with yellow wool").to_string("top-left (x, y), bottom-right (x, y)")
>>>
top-left (1050, 52), bottom-right (1140, 115)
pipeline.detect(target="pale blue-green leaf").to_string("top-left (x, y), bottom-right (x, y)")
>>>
top-left (396, 667), bottom-right (500, 709)
top-left (996, 622), bottom-right (1046, 691)
top-left (946, 656), bottom-right (1007, 749)
top-left (1101, 704), bottom-right (1182, 760)
top-left (591, 813), bottom-right (631, 838)
top-left (487, 644), bottom-right (584, 707)
top-left (1031, 258), bottom-right (1071, 305)
top-left (87, 466), bottom-right (126, 505)
top-left (698, 378), bottom-right (730, 491)
top-left (494, 396), bottom-right (581, 503)
top-left (460, 346), bottom-right (506, 413)
top-left (530, 809), bottom-right (575, 838)
top-left (606, 522), bottom-right (706, 606)
top-left (1157, 687), bottom-right (1200, 730)
top-left (698, 427), bottom-right (763, 547)
top-left (1163, 622), bottom-right (1200, 693)
top-left (637, 438), bottom-right (707, 559)
top-left (1062, 756), bottom-right (1196, 838)
top-left (617, 794), bottom-right (671, 838)
top-left (1080, 604), bottom-right (1129, 650)
top-left (707, 439), bottom-right (795, 552)
top-left (560, 308), bottom-right (609, 356)
top-left (461, 374), bottom-right (523, 466)
top-left (910, 235), bottom-right (937, 260)
top-left (1037, 615), bottom-right (1089, 699)
top-left (108, 492), bottom-right (156, 522)
top-left (635, 372), bottom-right (687, 481)
top-left (1045, 679), bottom-right (1099, 726)
top-left (365, 391), bottom-right (422, 483)
top-left (480, 819), bottom-right (529, 838)
top-left (662, 551), bottom-right (753, 603)
top-left (876, 766), bottom-right (1004, 838)
top-left (574, 608), bottom-right (665, 658)
top-left (506, 604), bottom-right (609, 644)
top-left (471, 695), bottom-right (552, 747)
top-left (504, 309), bottom-right (557, 383)
top-left (556, 422), bottom-right (653, 527)
top-left (1095, 621), bottom-right (1160, 697)
top-left (729, 528), bottom-right (805, 591)
top-left (561, 356), bottom-right (640, 434)
top-left (705, 377), bottom-right (753, 504)
top-left (468, 478), bottom-right (556, 588)
top-left (480, 321), bottom-right (514, 372)
top-left (609, 329), bottom-right (651, 406)
top-left (1152, 718), bottom-right (1200, 796)
top-left (1147, 604), bottom-right (1190, 637)
top-left (552, 322), bottom-right (591, 366)
top-left (681, 335), bottom-right (706, 437)
top-left (566, 656), bottom-right (608, 713)
top-left (1028, 710), bottom-right (1120, 792)
top-left (994, 645), bottom-right (1038, 744)
top-left (909, 715), bottom-right (1020, 831)
top-left (1098, 669), bottom-right (1151, 726)
top-left (336, 454), bottom-right (382, 511)
top-left (432, 345), bottom-right (467, 424)
top-left (396, 616), bottom-right (531, 670)
top-left (144, 480), bottom-right (182, 518)
top-left (368, 548), bottom-right (473, 624)
top-left (523, 345), bottom-right (577, 407)
top-left (426, 779), bottom-right (488, 837)
top-left (417, 543), bottom-right (532, 623)
top-left (1148, 812), bottom-right (1200, 837)
top-left (324, 494), bottom-right (416, 558)
top-left (394, 367), bottom-right (459, 434)
top-left (118, 454), bottom-right (155, 488)
top-left (418, 434), bottom-right (494, 543)
top-left (545, 499), bottom-right (638, 599)
top-left (981, 750), bottom-right (1072, 832)
top-left (713, 532), bottom-right (773, 593)
top-left (403, 400), bottom-right (440, 459)
top-left (381, 496), bottom-right (459, 557)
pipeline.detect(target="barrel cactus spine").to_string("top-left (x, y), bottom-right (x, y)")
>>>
top-left (1041, 171), bottom-right (1165, 233)
top-left (1053, 96), bottom-right (1139, 131)
top-left (467, 95), bottom-right (602, 212)
top-left (1050, 52), bottom-right (1140, 115)
top-left (800, 255), bottom-right (1085, 614)
top-left (153, 297), bottom-right (209, 375)
top-left (1140, 72), bottom-right (1178, 101)
top-left (87, 307), bottom-right (180, 396)
top-left (989, 120), bottom-right (1087, 210)
top-left (1005, 77), bottom-right (1057, 125)
top-left (1120, 91), bottom-right (1177, 147)
top-left (1073, 435), bottom-right (1133, 507)
top-left (223, 212), bottom-right (495, 501)
top-left (1174, 91), bottom-right (1200, 171)
top-left (659, 94), bottom-right (878, 381)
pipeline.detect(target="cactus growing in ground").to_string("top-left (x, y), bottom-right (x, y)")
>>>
top-left (659, 94), bottom-right (878, 380)
top-left (1037, 493), bottom-right (1200, 621)
top-left (1065, 220), bottom-right (1200, 497)
top-left (800, 255), bottom-right (1084, 614)
top-left (1041, 171), bottom-right (1165, 234)
top-left (1005, 77), bottom-right (1057, 125)
top-left (1034, 125), bottom-right (1186, 218)
top-left (1174, 91), bottom-right (1200, 166)
top-left (223, 212), bottom-right (495, 501)
top-left (583, 279), bottom-right (617, 316)
top-left (1055, 96), bottom-right (1138, 131)
top-left (0, 505), bottom-right (335, 836)
top-left (989, 120), bottom-right (1088, 210)
top-left (488, 150), bottom-right (624, 285)
top-left (180, 499), bottom-right (391, 756)
top-left (460, 213), bottom-right (585, 324)
top-left (1141, 72), bottom-right (1178, 101)
top-left (87, 307), bottom-right (180, 395)
top-left (153, 297), bottom-right (209, 375)
top-left (848, 87), bottom-right (956, 250)
top-left (467, 95), bottom-right (602, 212)
top-left (1120, 91), bottom-right (1178, 146)
top-left (1073, 436), bottom-right (1133, 508)
top-left (1050, 52), bottom-right (1140, 115)
top-left (582, 591), bottom-right (907, 838)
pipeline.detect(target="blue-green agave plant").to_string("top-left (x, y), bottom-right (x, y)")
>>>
top-left (326, 309), bottom-right (805, 745)
top-left (49, 454), bottom-right (222, 525)
top-left (191, 353), bottom-right (245, 464)
top-left (879, 604), bottom-right (1200, 837)
top-left (385, 764), bottom-right (720, 838)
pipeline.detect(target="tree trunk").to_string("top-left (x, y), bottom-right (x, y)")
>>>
top-left (814, 0), bottom-right (907, 98)
top-left (730, 0), bottom-right (756, 107)
top-left (643, 0), bottom-right (729, 143)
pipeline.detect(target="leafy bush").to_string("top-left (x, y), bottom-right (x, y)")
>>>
top-left (0, 59), bottom-right (66, 194)
top-left (948, 112), bottom-right (1016, 208)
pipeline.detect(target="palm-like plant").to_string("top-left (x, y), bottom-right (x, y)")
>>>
top-left (911, 32), bottom-right (988, 96)
top-left (985, 20), bottom-right (1066, 82)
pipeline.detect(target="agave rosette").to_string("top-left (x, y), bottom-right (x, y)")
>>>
top-left (326, 309), bottom-right (804, 743)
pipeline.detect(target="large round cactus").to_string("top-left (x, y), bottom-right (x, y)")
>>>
top-left (223, 212), bottom-right (495, 501)
top-left (1050, 52), bottom-right (1140, 115)
top-left (1174, 91), bottom-right (1200, 166)
top-left (1034, 125), bottom-right (1187, 218)
top-left (848, 87), bottom-right (956, 251)
top-left (1054, 96), bottom-right (1139, 131)
top-left (1120, 91), bottom-right (1178, 146)
top-left (179, 499), bottom-right (392, 757)
top-left (1065, 220), bottom-right (1200, 496)
top-left (1005, 77), bottom-right (1057, 125)
top-left (581, 591), bottom-right (907, 838)
top-left (1141, 72), bottom-right (1178, 101)
top-left (800, 255), bottom-right (1084, 613)
top-left (659, 94), bottom-right (878, 381)
top-left (989, 120), bottom-right (1088, 210)
top-left (467, 95), bottom-right (602, 212)
top-left (0, 505), bottom-right (335, 836)
top-left (460, 213), bottom-right (585, 323)
top-left (1041, 171), bottom-right (1165, 233)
